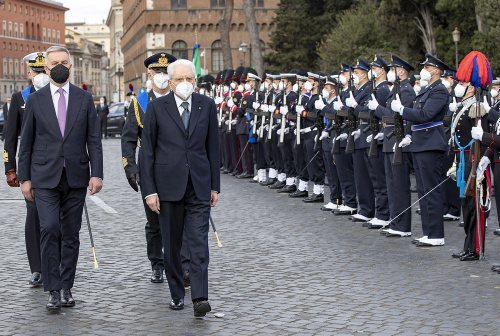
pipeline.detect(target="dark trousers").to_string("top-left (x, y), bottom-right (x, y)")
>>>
top-left (219, 130), bottom-right (225, 168)
top-left (364, 148), bottom-right (390, 220)
top-left (353, 149), bottom-right (375, 218)
top-left (443, 153), bottom-right (461, 217)
top-left (385, 152), bottom-right (412, 232)
top-left (99, 115), bottom-right (108, 138)
top-left (323, 150), bottom-right (342, 203)
top-left (25, 198), bottom-right (41, 273)
top-left (34, 171), bottom-right (87, 291)
top-left (222, 131), bottom-right (232, 171)
top-left (271, 128), bottom-right (284, 174)
top-left (412, 151), bottom-right (445, 239)
top-left (303, 132), bottom-right (324, 184)
top-left (263, 131), bottom-right (275, 169)
top-left (280, 136), bottom-right (296, 178)
top-left (293, 135), bottom-right (308, 181)
top-left (495, 162), bottom-right (500, 227)
top-left (254, 142), bottom-right (267, 170)
top-left (228, 131), bottom-right (239, 173)
top-left (238, 134), bottom-right (254, 175)
top-left (335, 147), bottom-right (357, 208)
top-left (159, 177), bottom-right (210, 301)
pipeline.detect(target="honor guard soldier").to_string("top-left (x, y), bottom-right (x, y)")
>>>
top-left (4, 52), bottom-right (49, 286)
top-left (217, 70), bottom-right (233, 174)
top-left (370, 54), bottom-right (416, 235)
top-left (121, 53), bottom-right (190, 284)
top-left (391, 54), bottom-right (450, 246)
top-left (224, 69), bottom-right (242, 176)
top-left (259, 72), bottom-right (279, 186)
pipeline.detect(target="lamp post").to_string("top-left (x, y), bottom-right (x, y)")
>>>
top-left (116, 66), bottom-right (123, 102)
top-left (240, 41), bottom-right (248, 67)
top-left (452, 27), bottom-right (460, 69)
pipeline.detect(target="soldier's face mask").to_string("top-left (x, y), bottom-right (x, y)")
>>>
top-left (454, 83), bottom-right (468, 98)
top-left (491, 88), bottom-right (499, 98)
top-left (32, 73), bottom-right (50, 90)
top-left (244, 83), bottom-right (252, 91)
top-left (153, 73), bottom-right (169, 89)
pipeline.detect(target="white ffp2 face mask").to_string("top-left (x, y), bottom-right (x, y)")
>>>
top-left (230, 82), bottom-right (236, 90)
top-left (387, 71), bottom-right (396, 83)
top-left (454, 84), bottom-right (467, 98)
top-left (491, 89), bottom-right (499, 98)
top-left (442, 79), bottom-right (451, 89)
top-left (420, 69), bottom-right (435, 82)
top-left (153, 73), bottom-right (169, 90)
top-left (238, 84), bottom-right (244, 92)
top-left (420, 79), bottom-right (429, 87)
top-left (413, 85), bottom-right (421, 95)
top-left (322, 89), bottom-right (330, 100)
top-left (292, 83), bottom-right (299, 92)
top-left (352, 74), bottom-right (360, 85)
top-left (244, 83), bottom-right (252, 91)
top-left (33, 73), bottom-right (50, 90)
top-left (174, 81), bottom-right (194, 100)
top-left (304, 81), bottom-right (313, 92)
top-left (278, 81), bottom-right (285, 90)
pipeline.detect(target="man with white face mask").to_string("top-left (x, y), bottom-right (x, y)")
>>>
top-left (140, 59), bottom-right (220, 317)
top-left (122, 53), bottom-right (191, 286)
top-left (390, 53), bottom-right (450, 247)
top-left (3, 51), bottom-right (49, 288)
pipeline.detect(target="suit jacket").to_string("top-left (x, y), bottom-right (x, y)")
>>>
top-left (96, 103), bottom-right (109, 117)
top-left (4, 86), bottom-right (36, 173)
top-left (140, 92), bottom-right (220, 202)
top-left (2, 102), bottom-right (8, 123)
top-left (17, 83), bottom-right (103, 188)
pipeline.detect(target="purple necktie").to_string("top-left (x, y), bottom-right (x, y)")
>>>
top-left (57, 88), bottom-right (67, 137)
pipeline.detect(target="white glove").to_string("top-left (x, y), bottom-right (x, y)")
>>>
top-left (471, 122), bottom-right (483, 140)
top-left (366, 134), bottom-right (373, 143)
top-left (225, 120), bottom-right (229, 125)
top-left (336, 133), bottom-right (348, 141)
top-left (277, 129), bottom-right (282, 135)
top-left (477, 156), bottom-right (490, 177)
top-left (262, 105), bottom-right (269, 112)
top-left (300, 128), bottom-right (307, 134)
top-left (315, 99), bottom-right (326, 110)
top-left (284, 127), bottom-right (289, 134)
top-left (252, 102), bottom-right (260, 110)
top-left (447, 164), bottom-right (457, 181)
top-left (374, 132), bottom-right (384, 141)
top-left (264, 124), bottom-right (269, 131)
top-left (294, 129), bottom-right (297, 135)
top-left (333, 101), bottom-right (344, 111)
top-left (319, 131), bottom-right (328, 140)
top-left (296, 105), bottom-right (305, 114)
top-left (219, 116), bottom-right (225, 123)
top-left (257, 126), bottom-right (261, 134)
top-left (345, 91), bottom-right (357, 108)
top-left (367, 94), bottom-right (379, 110)
top-left (482, 96), bottom-right (491, 113)
top-left (449, 97), bottom-right (457, 112)
top-left (269, 105), bottom-right (276, 112)
top-left (231, 119), bottom-right (238, 125)
top-left (399, 135), bottom-right (412, 147)
top-left (227, 99), bottom-right (234, 108)
top-left (351, 129), bottom-right (361, 141)
top-left (250, 121), bottom-right (254, 126)
top-left (448, 138), bottom-right (452, 145)
top-left (391, 94), bottom-right (404, 114)
top-left (280, 105), bottom-right (289, 115)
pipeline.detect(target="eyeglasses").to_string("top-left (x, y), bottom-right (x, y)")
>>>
top-left (172, 76), bottom-right (195, 83)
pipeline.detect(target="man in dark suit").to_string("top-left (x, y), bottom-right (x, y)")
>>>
top-left (96, 97), bottom-right (109, 139)
top-left (140, 59), bottom-right (220, 317)
top-left (17, 46), bottom-right (103, 311)
top-left (2, 97), bottom-right (10, 123)
top-left (4, 52), bottom-right (50, 287)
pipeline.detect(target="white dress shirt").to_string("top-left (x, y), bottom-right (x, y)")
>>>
top-left (49, 82), bottom-right (69, 117)
top-left (173, 92), bottom-right (192, 116)
top-left (152, 89), bottom-right (169, 99)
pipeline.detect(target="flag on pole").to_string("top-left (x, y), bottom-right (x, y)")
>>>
top-left (193, 43), bottom-right (202, 79)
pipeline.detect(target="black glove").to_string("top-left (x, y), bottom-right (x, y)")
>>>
top-left (127, 172), bottom-right (140, 192)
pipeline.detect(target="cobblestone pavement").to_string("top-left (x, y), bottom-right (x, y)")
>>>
top-left (1, 138), bottom-right (500, 335)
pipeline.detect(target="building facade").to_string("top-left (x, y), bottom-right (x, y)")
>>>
top-left (106, 0), bottom-right (124, 103)
top-left (65, 22), bottom-right (111, 56)
top-left (0, 0), bottom-right (67, 102)
top-left (121, 0), bottom-right (278, 93)
top-left (65, 29), bottom-right (110, 98)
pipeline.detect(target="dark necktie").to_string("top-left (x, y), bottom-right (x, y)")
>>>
top-left (181, 101), bottom-right (190, 130)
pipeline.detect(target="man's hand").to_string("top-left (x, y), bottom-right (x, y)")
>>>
top-left (333, 101), bottom-right (344, 111)
top-left (210, 191), bottom-right (218, 207)
top-left (367, 94), bottom-right (379, 110)
top-left (482, 96), bottom-right (491, 113)
top-left (146, 195), bottom-right (160, 214)
top-left (471, 122), bottom-right (483, 141)
top-left (351, 129), bottom-right (361, 141)
top-left (295, 105), bottom-right (304, 114)
top-left (6, 169), bottom-right (20, 187)
top-left (391, 94), bottom-right (403, 114)
top-left (315, 99), bottom-right (326, 111)
top-left (127, 172), bottom-right (140, 192)
top-left (89, 177), bottom-right (103, 195)
top-left (21, 180), bottom-right (34, 202)
top-left (280, 105), bottom-right (289, 115)
top-left (345, 91), bottom-right (357, 108)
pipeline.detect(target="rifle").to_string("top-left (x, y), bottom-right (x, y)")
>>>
top-left (226, 88), bottom-right (234, 132)
top-left (382, 68), bottom-right (404, 165)
top-left (278, 83), bottom-right (287, 147)
top-left (266, 88), bottom-right (277, 143)
top-left (337, 70), bottom-right (356, 153)
top-left (313, 76), bottom-right (326, 153)
top-left (257, 89), bottom-right (269, 142)
top-left (358, 74), bottom-right (380, 158)
top-left (249, 88), bottom-right (259, 137)
top-left (443, 114), bottom-right (454, 157)
top-left (217, 85), bottom-right (224, 128)
top-left (289, 86), bottom-right (302, 149)
top-left (464, 89), bottom-right (484, 197)
top-left (326, 87), bottom-right (346, 155)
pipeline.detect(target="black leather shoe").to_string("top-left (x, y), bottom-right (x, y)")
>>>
top-left (29, 272), bottom-right (43, 286)
top-left (460, 252), bottom-right (479, 261)
top-left (302, 193), bottom-right (324, 203)
top-left (221, 169), bottom-right (231, 174)
top-left (61, 289), bottom-right (75, 307)
top-left (46, 291), bottom-right (61, 311)
top-left (249, 178), bottom-right (259, 183)
top-left (151, 269), bottom-right (164, 283)
top-left (268, 181), bottom-right (286, 189)
top-left (452, 251), bottom-right (467, 258)
top-left (236, 173), bottom-right (253, 179)
top-left (289, 190), bottom-right (308, 198)
top-left (491, 264), bottom-right (500, 271)
top-left (278, 185), bottom-right (296, 193)
top-left (229, 171), bottom-right (239, 176)
top-left (494, 228), bottom-right (500, 236)
top-left (183, 270), bottom-right (190, 287)
top-left (260, 178), bottom-right (276, 186)
top-left (193, 300), bottom-right (211, 317)
top-left (169, 298), bottom-right (184, 310)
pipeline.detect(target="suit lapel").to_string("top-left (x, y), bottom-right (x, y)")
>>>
top-left (38, 85), bottom-right (63, 140)
top-left (188, 93), bottom-right (202, 137)
top-left (64, 84), bottom-right (84, 138)
top-left (166, 92), bottom-right (186, 133)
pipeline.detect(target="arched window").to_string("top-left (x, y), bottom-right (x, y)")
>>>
top-left (172, 40), bottom-right (187, 60)
top-left (211, 40), bottom-right (223, 72)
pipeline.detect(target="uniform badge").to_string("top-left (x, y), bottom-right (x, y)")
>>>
top-left (3, 150), bottom-right (8, 163)
top-left (233, 98), bottom-right (237, 103)
top-left (122, 157), bottom-right (128, 168)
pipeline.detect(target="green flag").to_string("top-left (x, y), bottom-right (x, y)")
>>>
top-left (192, 43), bottom-right (202, 79)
